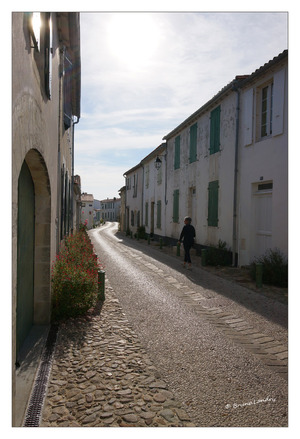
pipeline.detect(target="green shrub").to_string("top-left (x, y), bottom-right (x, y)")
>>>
top-left (206, 240), bottom-right (232, 266)
top-left (249, 248), bottom-right (288, 287)
top-left (51, 230), bottom-right (100, 321)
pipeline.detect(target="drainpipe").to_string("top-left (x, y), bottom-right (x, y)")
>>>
top-left (232, 80), bottom-right (240, 267)
top-left (164, 143), bottom-right (168, 238)
top-left (123, 173), bottom-right (127, 231)
top-left (164, 143), bottom-right (168, 207)
top-left (56, 47), bottom-right (64, 252)
top-left (71, 116), bottom-right (80, 234)
top-left (141, 164), bottom-right (144, 226)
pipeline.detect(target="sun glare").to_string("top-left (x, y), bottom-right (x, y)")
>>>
top-left (107, 14), bottom-right (160, 70)
top-left (31, 12), bottom-right (42, 51)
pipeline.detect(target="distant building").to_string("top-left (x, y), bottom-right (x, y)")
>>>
top-left (100, 197), bottom-right (121, 222)
top-left (94, 199), bottom-right (101, 226)
top-left (123, 163), bottom-right (144, 234)
top-left (81, 193), bottom-right (94, 229)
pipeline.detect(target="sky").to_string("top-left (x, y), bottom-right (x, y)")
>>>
top-left (75, 9), bottom-right (288, 201)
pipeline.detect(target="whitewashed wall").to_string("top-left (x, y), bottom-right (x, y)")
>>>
top-left (125, 165), bottom-right (144, 234)
top-left (165, 91), bottom-right (237, 249)
top-left (143, 147), bottom-right (166, 238)
top-left (238, 61), bottom-right (288, 265)
top-left (81, 200), bottom-right (94, 229)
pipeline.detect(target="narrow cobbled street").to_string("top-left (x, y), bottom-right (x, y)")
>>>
top-left (41, 222), bottom-right (288, 427)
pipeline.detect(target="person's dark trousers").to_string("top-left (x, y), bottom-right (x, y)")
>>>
top-left (183, 243), bottom-right (192, 263)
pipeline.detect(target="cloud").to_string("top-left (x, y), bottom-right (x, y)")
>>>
top-left (76, 126), bottom-right (163, 155)
top-left (75, 11), bottom-right (288, 200)
top-left (75, 161), bottom-right (126, 201)
top-left (80, 12), bottom-right (287, 116)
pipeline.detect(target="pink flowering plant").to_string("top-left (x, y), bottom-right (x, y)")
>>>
top-left (51, 229), bottom-right (100, 320)
top-left (79, 219), bottom-right (88, 232)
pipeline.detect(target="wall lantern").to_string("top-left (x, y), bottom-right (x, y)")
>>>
top-left (154, 156), bottom-right (162, 170)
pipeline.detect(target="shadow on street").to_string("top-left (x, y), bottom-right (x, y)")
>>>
top-left (114, 231), bottom-right (287, 330)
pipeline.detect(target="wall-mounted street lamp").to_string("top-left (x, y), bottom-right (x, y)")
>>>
top-left (154, 156), bottom-right (162, 170)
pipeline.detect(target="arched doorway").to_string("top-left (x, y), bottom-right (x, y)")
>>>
top-left (16, 150), bottom-right (51, 359)
top-left (16, 161), bottom-right (35, 355)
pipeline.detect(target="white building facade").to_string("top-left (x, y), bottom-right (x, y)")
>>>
top-left (81, 193), bottom-right (94, 229)
top-left (142, 144), bottom-right (167, 239)
top-left (100, 198), bottom-right (121, 222)
top-left (123, 164), bottom-right (144, 234)
top-left (163, 80), bottom-right (240, 253)
top-left (122, 51), bottom-right (288, 267)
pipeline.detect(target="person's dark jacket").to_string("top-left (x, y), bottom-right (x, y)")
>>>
top-left (179, 224), bottom-right (196, 246)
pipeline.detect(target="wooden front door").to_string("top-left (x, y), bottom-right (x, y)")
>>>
top-left (253, 183), bottom-right (273, 258)
top-left (16, 161), bottom-right (35, 357)
top-left (150, 202), bottom-right (155, 235)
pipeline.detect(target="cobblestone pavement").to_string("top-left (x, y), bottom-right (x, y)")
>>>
top-left (40, 224), bottom-right (288, 428)
top-left (89, 224), bottom-right (288, 427)
top-left (41, 280), bottom-right (194, 427)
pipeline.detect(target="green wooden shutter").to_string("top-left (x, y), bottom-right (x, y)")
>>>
top-left (64, 171), bottom-right (68, 236)
top-left (210, 106), bottom-right (221, 154)
top-left (208, 181), bottom-right (219, 226)
top-left (60, 165), bottom-right (65, 240)
top-left (137, 211), bottom-right (140, 228)
top-left (63, 51), bottom-right (73, 129)
top-left (174, 135), bottom-right (180, 169)
top-left (173, 189), bottom-right (179, 223)
top-left (145, 165), bottom-right (149, 188)
top-left (157, 200), bottom-right (161, 229)
top-left (145, 202), bottom-right (149, 227)
top-left (189, 123), bottom-right (197, 163)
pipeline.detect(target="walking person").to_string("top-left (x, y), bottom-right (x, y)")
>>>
top-left (178, 216), bottom-right (196, 269)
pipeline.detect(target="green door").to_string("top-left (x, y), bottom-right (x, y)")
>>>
top-left (16, 161), bottom-right (35, 356)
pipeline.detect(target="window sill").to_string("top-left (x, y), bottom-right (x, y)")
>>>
top-left (255, 134), bottom-right (273, 143)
